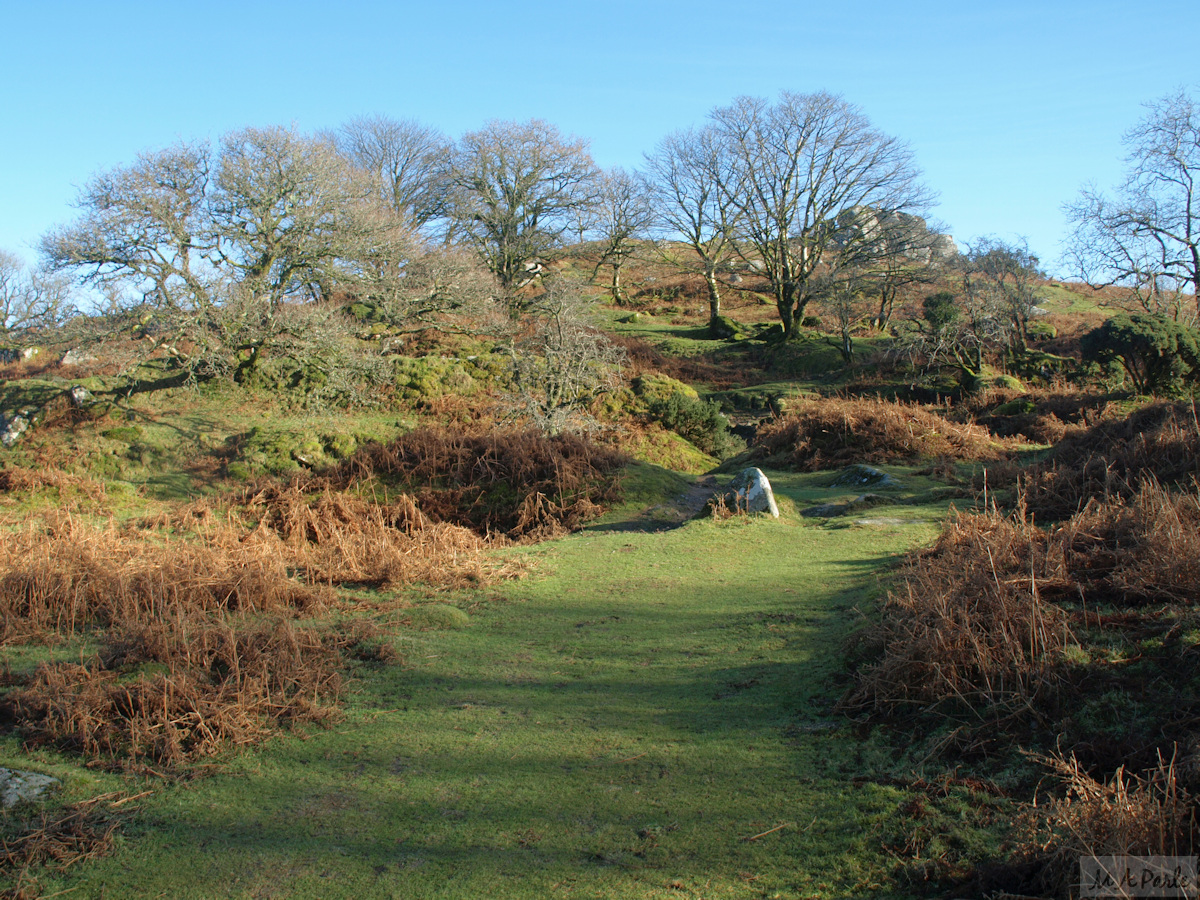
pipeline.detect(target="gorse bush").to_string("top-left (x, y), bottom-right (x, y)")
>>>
top-left (646, 393), bottom-right (744, 460)
top-left (1081, 313), bottom-right (1200, 396)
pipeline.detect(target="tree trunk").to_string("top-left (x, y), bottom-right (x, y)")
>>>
top-left (790, 282), bottom-right (811, 333)
top-left (611, 260), bottom-right (625, 305)
top-left (1191, 242), bottom-right (1200, 321)
top-left (704, 262), bottom-right (722, 322)
top-left (777, 291), bottom-right (795, 338)
top-left (874, 285), bottom-right (896, 330)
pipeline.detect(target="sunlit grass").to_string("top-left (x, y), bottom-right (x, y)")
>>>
top-left (4, 471), bottom-right (1003, 899)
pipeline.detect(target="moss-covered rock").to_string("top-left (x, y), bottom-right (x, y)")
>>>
top-left (994, 397), bottom-right (1037, 416)
top-left (631, 373), bottom-right (699, 406)
top-left (392, 355), bottom-right (500, 402)
top-left (409, 603), bottom-right (470, 630)
top-left (100, 425), bottom-right (144, 443)
top-left (1027, 321), bottom-right (1058, 341)
top-left (708, 315), bottom-right (742, 340)
top-left (992, 374), bottom-right (1026, 392)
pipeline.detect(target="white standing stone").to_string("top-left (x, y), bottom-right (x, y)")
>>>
top-left (728, 467), bottom-right (780, 517)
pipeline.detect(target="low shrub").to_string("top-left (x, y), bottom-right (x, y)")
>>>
top-left (0, 513), bottom-right (329, 646)
top-left (1017, 401), bottom-right (1200, 519)
top-left (753, 397), bottom-right (1004, 470)
top-left (842, 508), bottom-right (1072, 717)
top-left (392, 355), bottom-right (500, 403)
top-left (1011, 751), bottom-right (1197, 899)
top-left (237, 485), bottom-right (514, 587)
top-left (845, 481), bottom-right (1200, 732)
top-left (337, 427), bottom-right (627, 540)
top-left (6, 616), bottom-right (344, 769)
top-left (646, 393), bottom-right (744, 460)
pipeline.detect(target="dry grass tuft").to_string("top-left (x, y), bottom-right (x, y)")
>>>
top-left (606, 333), bottom-right (744, 389)
top-left (843, 507), bottom-right (1073, 716)
top-left (1017, 401), bottom-right (1200, 520)
top-left (847, 480), bottom-right (1200, 720)
top-left (0, 467), bottom-right (108, 502)
top-left (337, 426), bottom-right (627, 539)
top-left (0, 794), bottom-right (127, 891)
top-left (6, 616), bottom-right (343, 769)
top-left (754, 397), bottom-right (1004, 471)
top-left (973, 389), bottom-right (1112, 445)
top-left (0, 513), bottom-right (329, 646)
top-left (239, 484), bottom-right (517, 587)
top-left (1016, 750), bottom-right (1198, 898)
top-left (1061, 481), bottom-right (1200, 606)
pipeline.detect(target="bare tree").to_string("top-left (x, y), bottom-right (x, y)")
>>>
top-left (832, 207), bottom-right (952, 329)
top-left (41, 128), bottom-right (394, 381)
top-left (0, 250), bottom-right (76, 338)
top-left (211, 126), bottom-right (373, 311)
top-left (336, 114), bottom-right (450, 232)
top-left (357, 241), bottom-right (502, 341)
top-left (446, 119), bottom-right (600, 297)
top-left (811, 267), bottom-right (871, 364)
top-left (896, 288), bottom-right (1005, 393)
top-left (642, 124), bottom-right (741, 324)
top-left (710, 91), bottom-right (932, 338)
top-left (960, 237), bottom-right (1044, 358)
top-left (590, 168), bottom-right (653, 304)
top-left (507, 278), bottom-right (624, 435)
top-left (41, 141), bottom-right (215, 316)
top-left (895, 239), bottom-right (1040, 391)
top-left (1065, 89), bottom-right (1200, 321)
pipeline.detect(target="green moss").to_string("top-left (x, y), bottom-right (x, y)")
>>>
top-left (408, 603), bottom-right (470, 630)
top-left (708, 314), bottom-right (743, 339)
top-left (617, 427), bottom-right (718, 474)
top-left (100, 425), bottom-right (144, 443)
top-left (630, 372), bottom-right (698, 406)
top-left (392, 355), bottom-right (499, 402)
top-left (994, 397), bottom-right (1037, 415)
top-left (1027, 321), bottom-right (1058, 340)
top-left (992, 374), bottom-right (1026, 392)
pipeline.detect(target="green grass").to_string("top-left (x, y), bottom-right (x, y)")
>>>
top-left (0, 470), bottom-right (1007, 899)
top-left (1037, 281), bottom-right (1110, 316)
top-left (607, 312), bottom-right (729, 357)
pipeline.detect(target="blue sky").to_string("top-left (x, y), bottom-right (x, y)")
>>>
top-left (2, 0), bottom-right (1196, 274)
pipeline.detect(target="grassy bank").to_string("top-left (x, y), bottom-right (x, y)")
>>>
top-left (3, 473), bottom-right (980, 899)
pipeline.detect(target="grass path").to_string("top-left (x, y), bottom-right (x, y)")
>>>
top-left (38, 476), bottom-right (944, 899)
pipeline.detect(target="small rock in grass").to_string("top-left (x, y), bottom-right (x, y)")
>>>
top-left (830, 465), bottom-right (901, 489)
top-left (0, 768), bottom-right (60, 808)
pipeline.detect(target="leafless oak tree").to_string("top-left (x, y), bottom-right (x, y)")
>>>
top-left (446, 119), bottom-right (600, 297)
top-left (591, 168), bottom-right (653, 305)
top-left (336, 114), bottom-right (450, 232)
top-left (0, 250), bottom-right (76, 338)
top-left (1065, 89), bottom-right (1200, 322)
top-left (710, 91), bottom-right (932, 338)
top-left (643, 125), bottom-right (741, 324)
top-left (41, 128), bottom-right (405, 381)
